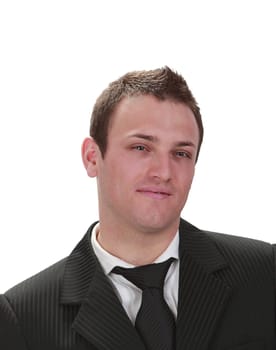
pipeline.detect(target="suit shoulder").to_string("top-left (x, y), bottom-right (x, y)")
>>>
top-left (180, 219), bottom-right (274, 280)
top-left (204, 230), bottom-right (274, 279)
top-left (205, 229), bottom-right (272, 254)
top-left (5, 257), bottom-right (67, 302)
top-left (1, 258), bottom-right (69, 348)
top-left (181, 218), bottom-right (271, 249)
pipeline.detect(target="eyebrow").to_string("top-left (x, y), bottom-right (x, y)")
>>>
top-left (127, 133), bottom-right (196, 148)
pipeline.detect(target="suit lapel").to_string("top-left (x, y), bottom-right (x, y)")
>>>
top-left (60, 220), bottom-right (233, 350)
top-left (176, 219), bottom-right (233, 350)
top-left (60, 224), bottom-right (145, 350)
top-left (73, 265), bottom-right (145, 350)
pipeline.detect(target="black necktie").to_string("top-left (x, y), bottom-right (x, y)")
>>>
top-left (113, 258), bottom-right (176, 350)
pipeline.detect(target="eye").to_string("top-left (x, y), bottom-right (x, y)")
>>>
top-left (175, 151), bottom-right (190, 158)
top-left (133, 145), bottom-right (146, 151)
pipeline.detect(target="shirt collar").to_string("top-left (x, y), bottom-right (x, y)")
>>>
top-left (91, 223), bottom-right (179, 275)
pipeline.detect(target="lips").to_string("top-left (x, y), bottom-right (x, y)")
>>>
top-left (136, 187), bottom-right (172, 199)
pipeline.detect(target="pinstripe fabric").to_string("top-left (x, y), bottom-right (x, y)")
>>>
top-left (0, 219), bottom-right (275, 349)
top-left (0, 294), bottom-right (29, 349)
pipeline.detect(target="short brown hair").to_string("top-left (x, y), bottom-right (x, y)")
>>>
top-left (90, 66), bottom-right (203, 160)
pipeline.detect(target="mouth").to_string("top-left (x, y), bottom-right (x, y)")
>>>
top-left (136, 189), bottom-right (171, 199)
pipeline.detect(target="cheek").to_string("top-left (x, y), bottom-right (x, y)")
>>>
top-left (120, 159), bottom-right (145, 179)
top-left (176, 168), bottom-right (195, 190)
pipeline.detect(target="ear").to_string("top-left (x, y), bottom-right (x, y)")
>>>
top-left (81, 137), bottom-right (100, 178)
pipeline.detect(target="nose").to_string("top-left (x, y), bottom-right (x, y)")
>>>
top-left (148, 153), bottom-right (172, 182)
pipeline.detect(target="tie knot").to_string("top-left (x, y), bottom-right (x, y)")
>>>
top-left (112, 257), bottom-right (175, 290)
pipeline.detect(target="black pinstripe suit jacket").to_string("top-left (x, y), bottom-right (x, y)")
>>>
top-left (0, 219), bottom-right (275, 349)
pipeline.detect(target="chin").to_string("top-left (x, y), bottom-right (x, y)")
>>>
top-left (135, 218), bottom-right (178, 234)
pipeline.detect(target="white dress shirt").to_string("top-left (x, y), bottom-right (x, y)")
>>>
top-left (91, 224), bottom-right (179, 324)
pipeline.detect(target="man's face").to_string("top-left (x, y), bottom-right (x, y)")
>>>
top-left (88, 95), bottom-right (199, 235)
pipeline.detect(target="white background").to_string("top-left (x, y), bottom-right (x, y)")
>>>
top-left (0, 0), bottom-right (275, 292)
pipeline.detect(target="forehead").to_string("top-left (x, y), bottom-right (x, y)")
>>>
top-left (108, 95), bottom-right (199, 143)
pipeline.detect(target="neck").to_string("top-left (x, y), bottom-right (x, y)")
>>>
top-left (96, 220), bottom-right (179, 265)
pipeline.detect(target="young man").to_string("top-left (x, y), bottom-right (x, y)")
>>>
top-left (0, 67), bottom-right (275, 349)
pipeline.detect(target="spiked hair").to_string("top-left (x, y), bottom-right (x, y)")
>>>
top-left (90, 66), bottom-right (203, 160)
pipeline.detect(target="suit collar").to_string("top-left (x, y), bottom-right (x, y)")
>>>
top-left (60, 222), bottom-right (99, 304)
top-left (72, 260), bottom-right (145, 350)
top-left (176, 219), bottom-right (232, 350)
top-left (178, 219), bottom-right (228, 273)
top-left (61, 219), bottom-right (232, 350)
top-left (60, 222), bottom-right (146, 350)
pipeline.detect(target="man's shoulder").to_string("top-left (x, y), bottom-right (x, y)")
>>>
top-left (5, 257), bottom-right (68, 301)
top-left (4, 223), bottom-right (96, 301)
top-left (200, 226), bottom-right (274, 278)
top-left (180, 218), bottom-right (274, 274)
top-left (205, 228), bottom-right (273, 255)
top-left (0, 222), bottom-right (96, 349)
top-left (3, 223), bottom-right (97, 311)
top-left (181, 218), bottom-right (273, 252)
